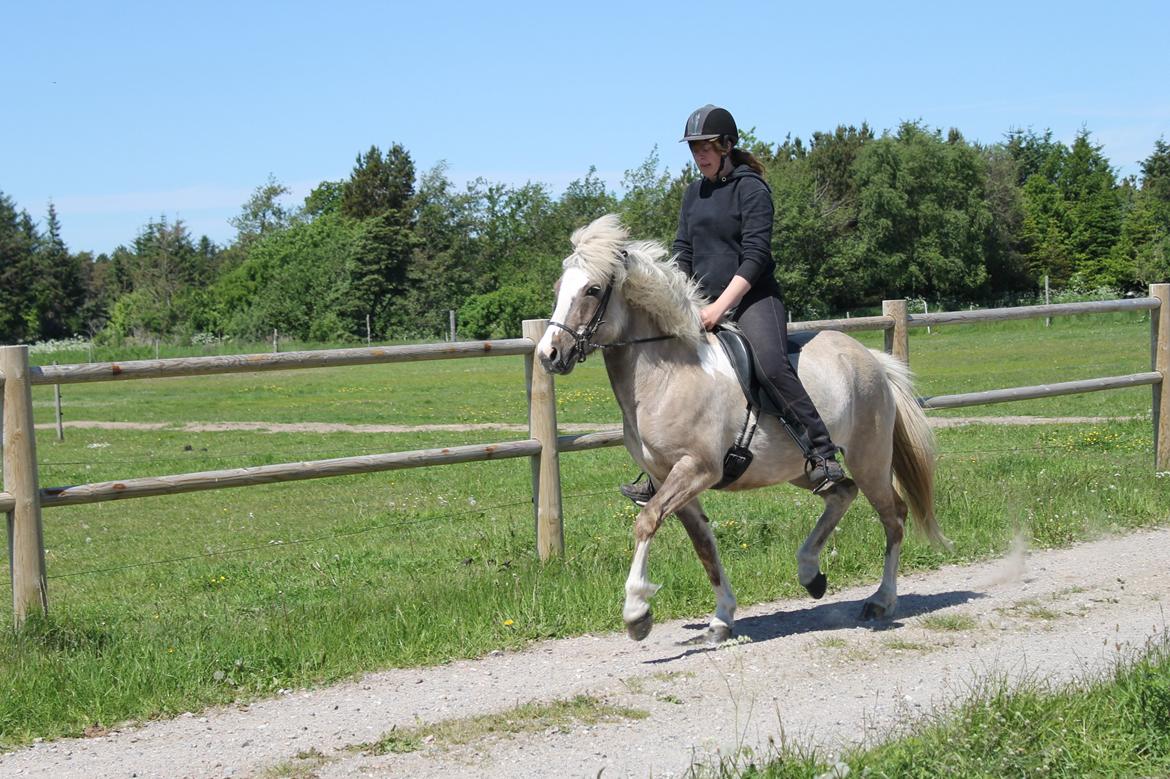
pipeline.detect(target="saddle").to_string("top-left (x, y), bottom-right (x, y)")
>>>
top-left (710, 328), bottom-right (817, 490)
top-left (714, 328), bottom-right (813, 420)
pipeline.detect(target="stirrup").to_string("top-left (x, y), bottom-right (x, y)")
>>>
top-left (806, 455), bottom-right (846, 495)
top-left (619, 472), bottom-right (656, 507)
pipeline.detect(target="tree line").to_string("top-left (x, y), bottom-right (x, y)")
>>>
top-left (3, 122), bottom-right (1169, 345)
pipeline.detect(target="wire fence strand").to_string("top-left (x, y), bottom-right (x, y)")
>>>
top-left (37, 440), bottom-right (1154, 473)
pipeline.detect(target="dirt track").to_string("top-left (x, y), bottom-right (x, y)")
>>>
top-left (3, 524), bottom-right (1168, 779)
top-left (33, 414), bottom-right (1143, 435)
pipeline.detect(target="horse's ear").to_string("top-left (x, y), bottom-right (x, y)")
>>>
top-left (619, 248), bottom-right (630, 268)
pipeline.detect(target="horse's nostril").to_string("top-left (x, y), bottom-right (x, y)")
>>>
top-left (548, 347), bottom-right (559, 363)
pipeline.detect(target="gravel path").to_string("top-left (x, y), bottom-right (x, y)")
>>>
top-left (4, 525), bottom-right (1168, 779)
top-left (34, 414), bottom-right (1142, 436)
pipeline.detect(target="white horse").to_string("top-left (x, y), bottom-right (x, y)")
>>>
top-left (537, 215), bottom-right (949, 644)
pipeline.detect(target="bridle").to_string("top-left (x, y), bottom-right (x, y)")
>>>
top-left (547, 252), bottom-right (676, 365)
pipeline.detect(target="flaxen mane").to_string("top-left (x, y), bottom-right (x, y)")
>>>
top-left (566, 214), bottom-right (706, 343)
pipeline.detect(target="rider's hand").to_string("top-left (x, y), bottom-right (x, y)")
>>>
top-left (701, 276), bottom-right (750, 331)
top-left (699, 304), bottom-right (726, 331)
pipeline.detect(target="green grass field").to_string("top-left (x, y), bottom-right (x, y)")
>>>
top-left (1, 312), bottom-right (1167, 747)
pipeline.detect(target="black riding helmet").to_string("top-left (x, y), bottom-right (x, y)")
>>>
top-left (680, 104), bottom-right (738, 147)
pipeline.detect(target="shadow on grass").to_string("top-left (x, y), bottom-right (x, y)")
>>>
top-left (648, 589), bottom-right (984, 664)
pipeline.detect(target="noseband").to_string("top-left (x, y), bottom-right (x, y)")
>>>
top-left (547, 257), bottom-right (676, 365)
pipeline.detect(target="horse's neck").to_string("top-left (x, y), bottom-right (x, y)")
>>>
top-left (601, 306), bottom-right (697, 421)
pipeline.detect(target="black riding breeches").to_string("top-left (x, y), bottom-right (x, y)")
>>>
top-left (732, 293), bottom-right (838, 459)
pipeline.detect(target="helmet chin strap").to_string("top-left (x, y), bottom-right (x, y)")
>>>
top-left (718, 135), bottom-right (734, 179)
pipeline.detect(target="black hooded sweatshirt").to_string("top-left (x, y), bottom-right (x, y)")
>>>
top-left (672, 164), bottom-right (781, 304)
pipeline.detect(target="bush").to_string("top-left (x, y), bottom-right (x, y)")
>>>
top-left (458, 285), bottom-right (549, 339)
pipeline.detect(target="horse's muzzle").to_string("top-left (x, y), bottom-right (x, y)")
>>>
top-left (539, 347), bottom-right (574, 375)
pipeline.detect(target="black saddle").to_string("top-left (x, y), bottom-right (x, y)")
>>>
top-left (714, 328), bottom-right (814, 418)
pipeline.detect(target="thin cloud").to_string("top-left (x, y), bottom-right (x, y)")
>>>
top-left (52, 186), bottom-right (255, 215)
top-left (51, 180), bottom-right (318, 217)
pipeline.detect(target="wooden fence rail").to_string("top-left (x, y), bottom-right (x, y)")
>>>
top-left (26, 339), bottom-right (534, 386)
top-left (920, 373), bottom-right (1163, 410)
top-left (39, 440), bottom-right (544, 508)
top-left (1, 284), bottom-right (1167, 628)
top-left (907, 297), bottom-right (1159, 328)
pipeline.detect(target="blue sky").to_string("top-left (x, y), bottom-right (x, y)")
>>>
top-left (3, 0), bottom-right (1167, 256)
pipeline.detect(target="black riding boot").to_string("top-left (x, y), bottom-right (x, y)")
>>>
top-left (762, 392), bottom-right (846, 493)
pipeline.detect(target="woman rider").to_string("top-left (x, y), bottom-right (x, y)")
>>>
top-left (620, 104), bottom-right (846, 505)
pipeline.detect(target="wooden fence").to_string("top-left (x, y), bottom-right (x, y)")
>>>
top-left (2, 284), bottom-right (1167, 628)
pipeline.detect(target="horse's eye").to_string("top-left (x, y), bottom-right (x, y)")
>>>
top-left (585, 286), bottom-right (602, 298)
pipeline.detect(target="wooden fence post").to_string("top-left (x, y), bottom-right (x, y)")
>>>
top-left (882, 299), bottom-right (909, 365)
top-left (1, 345), bottom-right (49, 626)
top-left (522, 319), bottom-right (563, 560)
top-left (1151, 283), bottom-right (1169, 473)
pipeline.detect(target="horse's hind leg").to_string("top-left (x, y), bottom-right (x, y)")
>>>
top-left (858, 486), bottom-right (908, 621)
top-left (676, 500), bottom-right (736, 645)
top-left (794, 479), bottom-right (858, 599)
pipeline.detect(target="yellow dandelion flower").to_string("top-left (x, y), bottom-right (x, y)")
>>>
top-left (503, 619), bottom-right (514, 626)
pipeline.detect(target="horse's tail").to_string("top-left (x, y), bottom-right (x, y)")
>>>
top-left (871, 350), bottom-right (952, 550)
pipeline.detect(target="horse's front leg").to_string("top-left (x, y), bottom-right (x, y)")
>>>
top-left (624, 455), bottom-right (719, 641)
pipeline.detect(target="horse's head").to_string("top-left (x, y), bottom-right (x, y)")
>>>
top-left (537, 216), bottom-right (631, 375)
top-left (537, 214), bottom-right (706, 374)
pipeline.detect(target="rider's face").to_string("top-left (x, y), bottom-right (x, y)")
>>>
top-left (689, 140), bottom-right (723, 180)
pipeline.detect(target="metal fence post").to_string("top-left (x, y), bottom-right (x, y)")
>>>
top-left (53, 360), bottom-right (64, 441)
top-left (882, 299), bottom-right (910, 365)
top-left (1, 345), bottom-right (49, 626)
top-left (522, 319), bottom-right (563, 560)
top-left (1151, 283), bottom-right (1169, 473)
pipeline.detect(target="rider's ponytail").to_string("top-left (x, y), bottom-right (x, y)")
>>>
top-left (730, 147), bottom-right (766, 177)
top-left (713, 138), bottom-right (767, 179)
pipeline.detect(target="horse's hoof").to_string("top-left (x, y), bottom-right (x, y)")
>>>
top-left (804, 572), bottom-right (828, 600)
top-left (859, 601), bottom-right (892, 621)
top-left (678, 624), bottom-right (733, 647)
top-left (626, 610), bottom-right (654, 641)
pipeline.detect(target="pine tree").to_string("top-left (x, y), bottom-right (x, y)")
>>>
top-left (1115, 139), bottom-right (1170, 285)
top-left (340, 144), bottom-right (417, 336)
top-left (1141, 138), bottom-right (1170, 205)
top-left (341, 144), bottom-right (415, 221)
top-left (0, 192), bottom-right (38, 342)
top-left (32, 202), bottom-right (87, 338)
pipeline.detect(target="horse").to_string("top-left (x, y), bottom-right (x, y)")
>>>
top-left (536, 214), bottom-right (950, 645)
